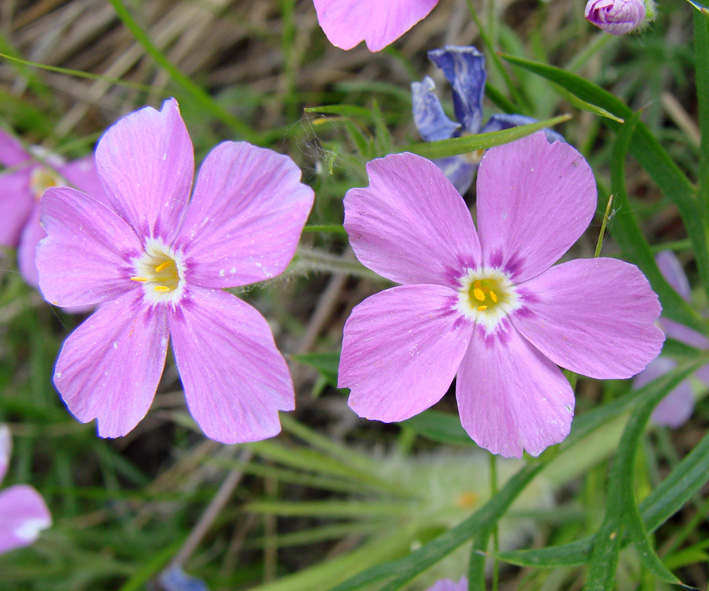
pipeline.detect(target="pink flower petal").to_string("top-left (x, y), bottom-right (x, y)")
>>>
top-left (344, 153), bottom-right (482, 288)
top-left (0, 129), bottom-right (30, 167)
top-left (456, 322), bottom-right (575, 458)
top-left (512, 258), bottom-right (664, 379)
top-left (95, 98), bottom-right (193, 240)
top-left (54, 291), bottom-right (169, 438)
top-left (0, 170), bottom-right (33, 247)
top-left (476, 133), bottom-right (597, 282)
top-left (17, 203), bottom-right (43, 287)
top-left (426, 579), bottom-right (468, 591)
top-left (169, 287), bottom-right (294, 444)
top-left (313, 0), bottom-right (438, 51)
top-left (661, 318), bottom-right (709, 350)
top-left (60, 155), bottom-right (106, 203)
top-left (176, 142), bottom-right (314, 288)
top-left (0, 485), bottom-right (51, 554)
top-left (340, 284), bottom-right (473, 422)
top-left (36, 187), bottom-right (142, 308)
top-left (0, 426), bottom-right (10, 484)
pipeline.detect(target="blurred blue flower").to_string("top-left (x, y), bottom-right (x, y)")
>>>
top-left (412, 45), bottom-right (564, 194)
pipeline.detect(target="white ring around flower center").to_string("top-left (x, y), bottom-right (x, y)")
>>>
top-left (30, 167), bottom-right (63, 200)
top-left (456, 267), bottom-right (521, 331)
top-left (131, 238), bottom-right (186, 305)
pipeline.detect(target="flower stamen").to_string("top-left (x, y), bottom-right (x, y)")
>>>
top-left (132, 239), bottom-right (185, 304)
top-left (456, 268), bottom-right (522, 331)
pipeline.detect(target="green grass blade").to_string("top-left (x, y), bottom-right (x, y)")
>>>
top-left (106, 0), bottom-right (261, 144)
top-left (696, 11), bottom-right (709, 233)
top-left (402, 410), bottom-right (476, 447)
top-left (399, 114), bottom-right (571, 159)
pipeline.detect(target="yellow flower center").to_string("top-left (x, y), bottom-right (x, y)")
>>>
top-left (456, 268), bottom-right (522, 330)
top-left (468, 277), bottom-right (505, 312)
top-left (29, 167), bottom-right (63, 200)
top-left (131, 239), bottom-right (185, 303)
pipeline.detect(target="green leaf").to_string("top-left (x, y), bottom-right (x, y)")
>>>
top-left (696, 11), bottom-right (709, 234)
top-left (305, 105), bottom-right (377, 119)
top-left (399, 114), bottom-right (571, 159)
top-left (291, 352), bottom-right (340, 386)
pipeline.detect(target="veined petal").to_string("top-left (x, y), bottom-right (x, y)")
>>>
top-left (655, 251), bottom-right (691, 301)
top-left (54, 291), bottom-right (169, 438)
top-left (480, 114), bottom-right (565, 143)
top-left (0, 129), bottom-right (31, 168)
top-left (313, 0), bottom-right (438, 51)
top-left (456, 322), bottom-right (575, 458)
top-left (0, 170), bottom-right (33, 247)
top-left (0, 485), bottom-right (51, 554)
top-left (60, 155), bottom-right (107, 203)
top-left (17, 203), bottom-right (43, 287)
top-left (176, 142), bottom-right (313, 288)
top-left (428, 46), bottom-right (486, 134)
top-left (513, 258), bottom-right (664, 379)
top-left (634, 357), bottom-right (694, 428)
top-left (341, 285), bottom-right (473, 422)
top-left (412, 77), bottom-right (461, 142)
top-left (36, 187), bottom-right (142, 307)
top-left (344, 153), bottom-right (482, 288)
top-left (0, 425), bottom-right (10, 484)
top-left (95, 98), bottom-right (193, 240)
top-left (477, 133), bottom-right (597, 282)
top-left (169, 287), bottom-right (294, 444)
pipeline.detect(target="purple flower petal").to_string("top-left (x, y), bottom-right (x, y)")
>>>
top-left (0, 129), bottom-right (30, 168)
top-left (656, 251), bottom-right (691, 301)
top-left (513, 258), bottom-right (664, 379)
top-left (0, 426), bottom-right (9, 484)
top-left (36, 187), bottom-right (141, 308)
top-left (661, 318), bottom-right (709, 350)
top-left (0, 485), bottom-right (51, 554)
top-left (456, 322), bottom-right (575, 458)
top-left (95, 98), bottom-right (193, 240)
top-left (340, 285), bottom-right (473, 422)
top-left (634, 357), bottom-right (695, 428)
top-left (433, 156), bottom-right (476, 195)
top-left (313, 0), bottom-right (438, 51)
top-left (476, 133), bottom-right (597, 282)
top-left (176, 142), bottom-right (314, 288)
top-left (17, 203), bottom-right (43, 287)
top-left (54, 291), bottom-right (169, 438)
top-left (344, 153), bottom-right (482, 288)
top-left (694, 363), bottom-right (709, 384)
top-left (169, 287), bottom-right (294, 444)
top-left (426, 579), bottom-right (468, 591)
top-left (411, 76), bottom-right (461, 142)
top-left (0, 170), bottom-right (33, 247)
top-left (428, 46), bottom-right (486, 134)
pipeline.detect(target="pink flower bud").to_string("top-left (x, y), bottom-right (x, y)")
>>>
top-left (585, 0), bottom-right (646, 35)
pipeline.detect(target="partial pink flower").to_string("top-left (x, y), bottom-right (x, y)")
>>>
top-left (426, 578), bottom-right (467, 591)
top-left (339, 132), bottom-right (664, 458)
top-left (36, 98), bottom-right (314, 444)
top-left (0, 130), bottom-right (104, 287)
top-left (0, 425), bottom-right (52, 554)
top-left (313, 0), bottom-right (438, 51)
top-left (633, 251), bottom-right (709, 427)
top-left (584, 0), bottom-right (646, 35)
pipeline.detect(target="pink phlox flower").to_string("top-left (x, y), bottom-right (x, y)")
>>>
top-left (425, 578), bottom-right (467, 591)
top-left (0, 129), bottom-right (104, 287)
top-left (0, 425), bottom-right (51, 554)
top-left (338, 132), bottom-right (664, 458)
top-left (36, 98), bottom-right (314, 443)
top-left (633, 251), bottom-right (709, 428)
top-left (313, 0), bottom-right (438, 51)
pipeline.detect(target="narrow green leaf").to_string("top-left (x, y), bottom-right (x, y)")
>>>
top-left (467, 526), bottom-right (493, 591)
top-left (399, 114), bottom-right (571, 159)
top-left (328, 463), bottom-right (544, 591)
top-left (610, 111), bottom-right (706, 333)
top-left (291, 352), bottom-right (340, 386)
top-left (106, 0), bottom-right (260, 144)
top-left (696, 11), bottom-right (709, 234)
top-left (686, 0), bottom-right (709, 13)
top-left (305, 105), bottom-right (377, 119)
